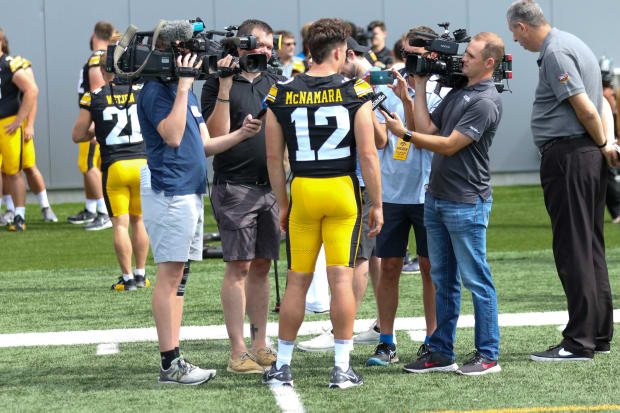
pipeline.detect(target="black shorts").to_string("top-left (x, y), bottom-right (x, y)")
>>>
top-left (356, 188), bottom-right (376, 261)
top-left (210, 183), bottom-right (280, 262)
top-left (376, 202), bottom-right (428, 258)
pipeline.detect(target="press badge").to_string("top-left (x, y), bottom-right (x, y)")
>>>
top-left (392, 138), bottom-right (411, 160)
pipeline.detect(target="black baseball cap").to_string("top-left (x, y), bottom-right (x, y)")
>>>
top-left (346, 37), bottom-right (370, 54)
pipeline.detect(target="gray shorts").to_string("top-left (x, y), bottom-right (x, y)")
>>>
top-left (357, 187), bottom-right (376, 261)
top-left (210, 182), bottom-right (280, 262)
top-left (140, 166), bottom-right (203, 263)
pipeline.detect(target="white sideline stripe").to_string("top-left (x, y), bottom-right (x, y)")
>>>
top-left (2, 310), bottom-right (619, 348)
top-left (269, 386), bottom-right (305, 413)
top-left (96, 343), bottom-right (119, 355)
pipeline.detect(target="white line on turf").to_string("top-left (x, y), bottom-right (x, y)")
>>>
top-left (2, 310), bottom-right (618, 348)
top-left (269, 385), bottom-right (305, 413)
top-left (96, 343), bottom-right (119, 355)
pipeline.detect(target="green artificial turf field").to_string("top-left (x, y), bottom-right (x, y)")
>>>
top-left (1, 185), bottom-right (619, 412)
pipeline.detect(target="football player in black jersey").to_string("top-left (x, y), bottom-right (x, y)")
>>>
top-left (262, 18), bottom-right (382, 389)
top-left (69, 21), bottom-right (116, 230)
top-left (72, 49), bottom-right (150, 291)
top-left (0, 29), bottom-right (39, 231)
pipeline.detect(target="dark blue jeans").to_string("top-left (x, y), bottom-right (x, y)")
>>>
top-left (424, 193), bottom-right (499, 361)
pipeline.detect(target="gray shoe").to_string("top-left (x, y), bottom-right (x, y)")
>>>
top-left (159, 357), bottom-right (216, 385)
top-left (3, 210), bottom-right (14, 225)
top-left (84, 213), bottom-right (112, 231)
top-left (41, 206), bottom-right (58, 223)
top-left (0, 213), bottom-right (7, 226)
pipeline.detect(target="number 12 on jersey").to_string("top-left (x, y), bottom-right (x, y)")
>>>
top-left (291, 105), bottom-right (350, 161)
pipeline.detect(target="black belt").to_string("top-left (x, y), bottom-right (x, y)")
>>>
top-left (538, 134), bottom-right (588, 156)
top-left (214, 176), bottom-right (269, 186)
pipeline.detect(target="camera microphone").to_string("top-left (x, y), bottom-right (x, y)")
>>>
top-left (159, 20), bottom-right (194, 42)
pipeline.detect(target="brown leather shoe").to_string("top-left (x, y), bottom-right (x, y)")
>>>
top-left (227, 352), bottom-right (264, 374)
top-left (251, 347), bottom-right (277, 368)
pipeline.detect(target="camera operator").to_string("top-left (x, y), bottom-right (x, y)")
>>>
top-left (201, 19), bottom-right (285, 375)
top-left (507, 0), bottom-right (616, 362)
top-left (365, 26), bottom-right (450, 369)
top-left (366, 21), bottom-right (393, 68)
top-left (381, 32), bottom-right (505, 376)
top-left (138, 46), bottom-right (262, 385)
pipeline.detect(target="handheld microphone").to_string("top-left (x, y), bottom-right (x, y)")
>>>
top-left (159, 20), bottom-right (194, 42)
top-left (371, 92), bottom-right (394, 119)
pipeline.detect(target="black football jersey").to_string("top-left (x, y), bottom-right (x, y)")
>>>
top-left (0, 55), bottom-right (27, 119)
top-left (266, 73), bottom-right (372, 177)
top-left (77, 50), bottom-right (105, 107)
top-left (81, 83), bottom-right (146, 168)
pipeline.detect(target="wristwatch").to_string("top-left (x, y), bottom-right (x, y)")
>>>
top-left (403, 130), bottom-right (413, 142)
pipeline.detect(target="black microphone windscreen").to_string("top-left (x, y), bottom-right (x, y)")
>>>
top-left (159, 20), bottom-right (194, 42)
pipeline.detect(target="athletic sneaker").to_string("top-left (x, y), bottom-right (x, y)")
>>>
top-left (366, 342), bottom-right (398, 366)
top-left (403, 350), bottom-right (458, 373)
top-left (159, 357), bottom-right (216, 385)
top-left (297, 328), bottom-right (335, 352)
top-left (456, 352), bottom-right (501, 376)
top-left (402, 257), bottom-right (421, 274)
top-left (8, 215), bottom-right (26, 232)
top-left (3, 210), bottom-right (14, 225)
top-left (84, 212), bottom-right (112, 231)
top-left (262, 363), bottom-right (293, 386)
top-left (111, 277), bottom-right (137, 291)
top-left (134, 274), bottom-right (151, 288)
top-left (251, 347), bottom-right (278, 368)
top-left (595, 343), bottom-right (611, 354)
top-left (227, 352), bottom-right (265, 374)
top-left (530, 344), bottom-right (593, 361)
top-left (41, 206), bottom-right (58, 223)
top-left (67, 209), bottom-right (96, 224)
top-left (353, 322), bottom-right (380, 345)
top-left (328, 365), bottom-right (363, 389)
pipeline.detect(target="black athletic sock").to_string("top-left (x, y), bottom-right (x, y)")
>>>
top-left (175, 347), bottom-right (180, 358)
top-left (373, 325), bottom-right (380, 333)
top-left (161, 349), bottom-right (177, 370)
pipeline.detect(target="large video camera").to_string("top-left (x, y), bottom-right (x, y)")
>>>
top-left (107, 18), bottom-right (269, 81)
top-left (405, 22), bottom-right (512, 92)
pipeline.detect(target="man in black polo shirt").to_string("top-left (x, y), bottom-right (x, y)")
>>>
top-left (366, 21), bottom-right (392, 69)
top-left (382, 32), bottom-right (505, 376)
top-left (507, 0), bottom-right (617, 361)
top-left (201, 19), bottom-right (285, 374)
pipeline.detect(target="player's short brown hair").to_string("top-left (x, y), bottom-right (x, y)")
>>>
top-left (306, 18), bottom-right (350, 64)
top-left (94, 21), bottom-right (115, 42)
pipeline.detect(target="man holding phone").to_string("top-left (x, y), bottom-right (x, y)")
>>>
top-left (366, 26), bottom-right (449, 368)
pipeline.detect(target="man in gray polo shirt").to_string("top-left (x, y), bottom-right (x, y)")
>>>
top-left (507, 0), bottom-right (617, 361)
top-left (382, 32), bottom-right (505, 376)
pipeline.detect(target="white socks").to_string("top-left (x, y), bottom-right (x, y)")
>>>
top-left (334, 339), bottom-right (352, 371)
top-left (85, 199), bottom-right (97, 214)
top-left (96, 198), bottom-right (108, 215)
top-left (36, 190), bottom-right (50, 208)
top-left (4, 195), bottom-right (14, 212)
top-left (276, 339), bottom-right (295, 369)
top-left (15, 206), bottom-right (26, 219)
top-left (134, 268), bottom-right (145, 276)
top-left (122, 273), bottom-right (134, 281)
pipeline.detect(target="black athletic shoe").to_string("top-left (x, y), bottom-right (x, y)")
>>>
top-left (403, 350), bottom-right (458, 373)
top-left (67, 209), bottom-right (96, 224)
top-left (595, 343), bottom-right (611, 354)
top-left (366, 342), bottom-right (398, 366)
top-left (530, 344), bottom-right (593, 361)
top-left (111, 276), bottom-right (137, 291)
top-left (8, 215), bottom-right (26, 232)
top-left (262, 363), bottom-right (293, 386)
top-left (134, 274), bottom-right (151, 288)
top-left (328, 366), bottom-right (363, 389)
top-left (456, 352), bottom-right (501, 376)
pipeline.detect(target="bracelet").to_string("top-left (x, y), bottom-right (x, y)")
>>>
top-left (597, 141), bottom-right (607, 148)
top-left (216, 97), bottom-right (230, 103)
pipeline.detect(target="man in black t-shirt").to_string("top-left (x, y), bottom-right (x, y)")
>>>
top-left (262, 18), bottom-right (382, 389)
top-left (201, 19), bottom-right (284, 375)
top-left (366, 21), bottom-right (393, 68)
